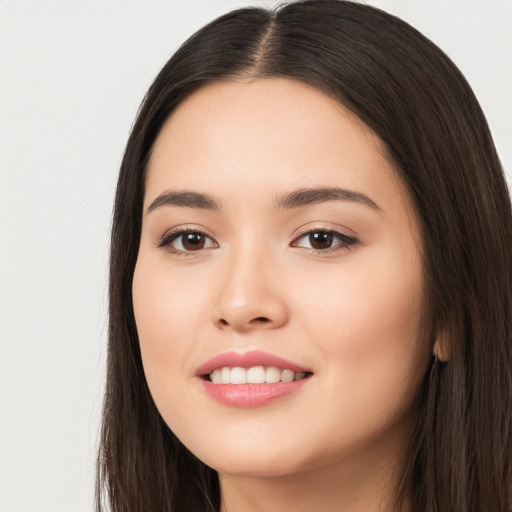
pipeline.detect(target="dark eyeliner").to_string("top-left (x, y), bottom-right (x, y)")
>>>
top-left (317, 229), bottom-right (358, 249)
top-left (156, 227), bottom-right (207, 250)
top-left (292, 227), bottom-right (359, 252)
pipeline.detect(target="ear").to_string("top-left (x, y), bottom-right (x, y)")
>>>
top-left (433, 334), bottom-right (450, 362)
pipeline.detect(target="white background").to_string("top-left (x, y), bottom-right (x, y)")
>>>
top-left (0, 1), bottom-right (510, 510)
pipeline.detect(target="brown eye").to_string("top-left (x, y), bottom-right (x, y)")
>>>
top-left (309, 231), bottom-right (334, 250)
top-left (158, 229), bottom-right (217, 253)
top-left (181, 232), bottom-right (206, 251)
top-left (292, 229), bottom-right (357, 252)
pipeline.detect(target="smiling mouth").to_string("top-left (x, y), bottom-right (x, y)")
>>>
top-left (205, 366), bottom-right (312, 384)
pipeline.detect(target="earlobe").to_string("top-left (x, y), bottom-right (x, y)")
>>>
top-left (433, 337), bottom-right (450, 362)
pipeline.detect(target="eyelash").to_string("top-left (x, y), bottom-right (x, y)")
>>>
top-left (157, 227), bottom-right (358, 256)
top-left (291, 228), bottom-right (358, 254)
top-left (157, 227), bottom-right (217, 255)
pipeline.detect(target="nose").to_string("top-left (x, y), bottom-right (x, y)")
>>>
top-left (211, 250), bottom-right (289, 332)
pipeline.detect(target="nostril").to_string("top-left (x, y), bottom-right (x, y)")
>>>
top-left (252, 317), bottom-right (270, 323)
top-left (216, 315), bottom-right (277, 330)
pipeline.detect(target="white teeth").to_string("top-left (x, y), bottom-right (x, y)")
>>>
top-left (280, 369), bottom-right (295, 382)
top-left (208, 366), bottom-right (308, 384)
top-left (221, 366), bottom-right (231, 384)
top-left (247, 366), bottom-right (266, 384)
top-left (265, 366), bottom-right (281, 383)
top-left (231, 367), bottom-right (247, 384)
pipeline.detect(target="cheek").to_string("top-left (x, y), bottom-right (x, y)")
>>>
top-left (300, 250), bottom-right (422, 343)
top-left (132, 257), bottom-right (208, 390)
top-left (285, 257), bottom-right (428, 463)
top-left (131, 256), bottom-right (218, 441)
top-left (294, 243), bottom-right (427, 407)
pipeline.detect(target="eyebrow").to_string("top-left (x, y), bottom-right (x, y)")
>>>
top-left (275, 187), bottom-right (381, 211)
top-left (146, 187), bottom-right (381, 214)
top-left (147, 191), bottom-right (220, 214)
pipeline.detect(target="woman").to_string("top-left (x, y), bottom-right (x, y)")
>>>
top-left (96, 1), bottom-right (512, 510)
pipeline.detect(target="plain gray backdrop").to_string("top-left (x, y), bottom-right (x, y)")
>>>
top-left (1, 1), bottom-right (510, 510)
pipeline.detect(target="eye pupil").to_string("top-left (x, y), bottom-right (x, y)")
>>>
top-left (309, 231), bottom-right (333, 250)
top-left (182, 233), bottom-right (205, 251)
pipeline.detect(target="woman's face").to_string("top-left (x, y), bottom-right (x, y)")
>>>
top-left (133, 78), bottom-right (431, 478)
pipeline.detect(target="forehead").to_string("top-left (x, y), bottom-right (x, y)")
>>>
top-left (145, 78), bottom-right (411, 218)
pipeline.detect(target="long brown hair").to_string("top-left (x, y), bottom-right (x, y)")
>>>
top-left (96, 1), bottom-right (512, 510)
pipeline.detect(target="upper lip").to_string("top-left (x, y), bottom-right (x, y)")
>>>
top-left (196, 350), bottom-right (311, 376)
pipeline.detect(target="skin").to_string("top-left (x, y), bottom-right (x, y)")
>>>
top-left (132, 78), bottom-right (433, 512)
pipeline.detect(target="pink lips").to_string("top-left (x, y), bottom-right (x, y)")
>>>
top-left (196, 350), bottom-right (310, 376)
top-left (196, 350), bottom-right (312, 408)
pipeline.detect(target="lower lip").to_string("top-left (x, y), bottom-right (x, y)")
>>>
top-left (200, 378), bottom-right (309, 407)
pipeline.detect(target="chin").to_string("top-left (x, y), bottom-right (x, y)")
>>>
top-left (180, 433), bottom-right (312, 478)
top-left (207, 453), bottom-right (307, 478)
